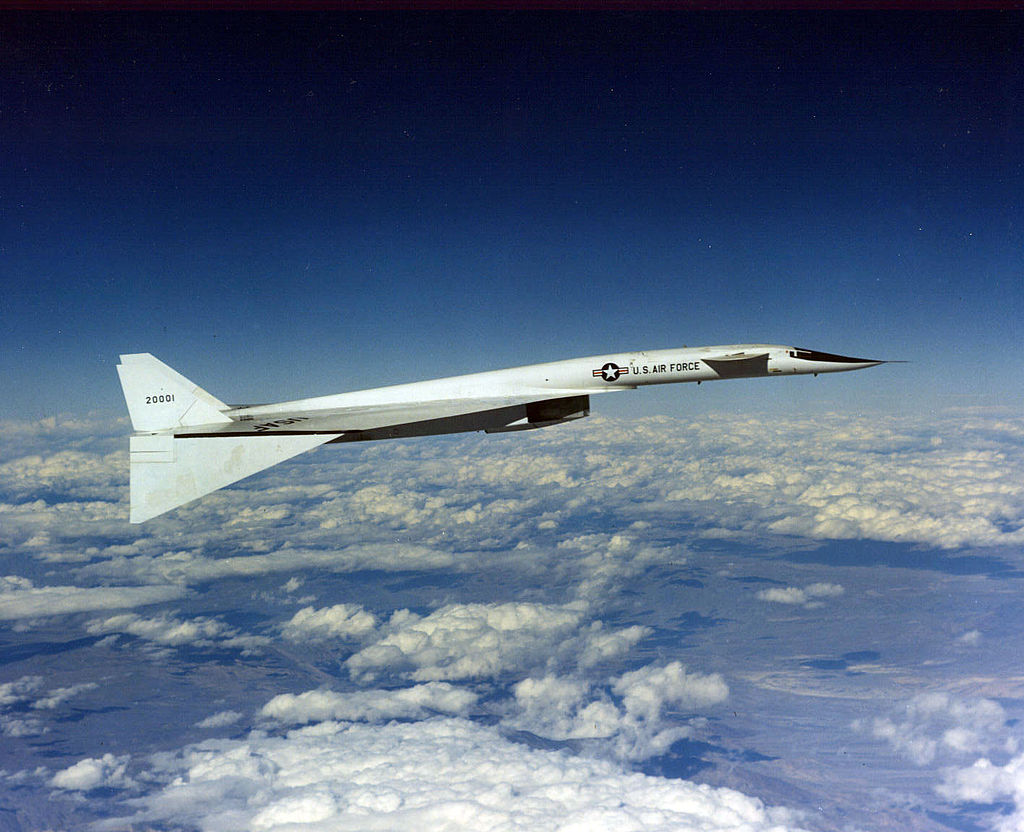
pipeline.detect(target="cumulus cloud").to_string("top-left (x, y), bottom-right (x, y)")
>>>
top-left (854, 692), bottom-right (1012, 766)
top-left (938, 753), bottom-right (1024, 832)
top-left (5, 413), bottom-right (1024, 570)
top-left (280, 603), bottom-right (378, 642)
top-left (260, 682), bottom-right (478, 725)
top-left (0, 576), bottom-right (185, 621)
top-left (94, 716), bottom-right (806, 832)
top-left (346, 602), bottom-right (649, 683)
top-left (1, 715), bottom-right (48, 737)
top-left (756, 583), bottom-right (844, 608)
top-left (508, 662), bottom-right (729, 762)
top-left (613, 661), bottom-right (730, 717)
top-left (84, 612), bottom-right (269, 652)
top-left (50, 753), bottom-right (133, 792)
top-left (0, 675), bottom-right (43, 706)
top-left (196, 710), bottom-right (244, 729)
top-left (555, 532), bottom-right (676, 604)
top-left (577, 623), bottom-right (652, 669)
top-left (31, 682), bottom-right (98, 710)
top-left (0, 676), bottom-right (98, 737)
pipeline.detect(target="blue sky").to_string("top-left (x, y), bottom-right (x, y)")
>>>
top-left (3, 13), bottom-right (1021, 419)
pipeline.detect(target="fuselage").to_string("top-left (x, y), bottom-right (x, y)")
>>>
top-left (230, 344), bottom-right (884, 421)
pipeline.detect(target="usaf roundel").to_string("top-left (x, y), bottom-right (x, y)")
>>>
top-left (593, 362), bottom-right (627, 382)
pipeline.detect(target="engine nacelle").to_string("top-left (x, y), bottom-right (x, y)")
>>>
top-left (486, 395), bottom-right (590, 433)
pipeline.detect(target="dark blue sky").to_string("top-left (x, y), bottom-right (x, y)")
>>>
top-left (3, 13), bottom-right (1021, 418)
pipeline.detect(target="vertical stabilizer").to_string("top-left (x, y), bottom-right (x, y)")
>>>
top-left (117, 353), bottom-right (232, 432)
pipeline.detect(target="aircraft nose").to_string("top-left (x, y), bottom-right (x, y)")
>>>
top-left (790, 348), bottom-right (886, 367)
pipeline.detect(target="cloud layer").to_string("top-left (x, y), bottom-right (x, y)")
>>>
top-left (2, 412), bottom-right (1023, 831)
top-left (95, 713), bottom-right (806, 832)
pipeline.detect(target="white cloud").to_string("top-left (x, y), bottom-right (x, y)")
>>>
top-left (260, 683), bottom-right (478, 725)
top-left (84, 612), bottom-right (268, 652)
top-left (0, 576), bottom-right (185, 621)
top-left (0, 675), bottom-right (43, 706)
top-left (957, 629), bottom-right (982, 646)
top-left (94, 716), bottom-right (807, 832)
top-left (756, 583), bottom-right (844, 607)
top-left (1, 715), bottom-right (48, 737)
top-left (938, 754), bottom-right (1024, 832)
top-left (508, 662), bottom-right (729, 762)
top-left (7, 413), bottom-right (1020, 612)
top-left (855, 692), bottom-right (1011, 766)
top-left (5, 412), bottom-right (1024, 830)
top-left (613, 661), bottom-right (730, 717)
top-left (577, 623), bottom-right (651, 669)
top-left (0, 676), bottom-right (98, 737)
top-left (555, 532), bottom-right (675, 604)
top-left (280, 603), bottom-right (378, 642)
top-left (76, 543), bottom-right (457, 588)
top-left (510, 675), bottom-right (608, 738)
top-left (197, 710), bottom-right (244, 729)
top-left (347, 602), bottom-right (579, 682)
top-left (50, 753), bottom-right (133, 791)
top-left (346, 602), bottom-right (648, 683)
top-left (31, 682), bottom-right (98, 710)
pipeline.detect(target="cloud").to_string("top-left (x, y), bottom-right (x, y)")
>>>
top-left (31, 682), bottom-right (99, 710)
top-left (5, 412), bottom-right (1024, 830)
top-left (854, 692), bottom-right (1012, 766)
top-left (756, 583), bottom-right (844, 607)
top-left (7, 413), bottom-right (1023, 610)
top-left (280, 603), bottom-right (378, 642)
top-left (957, 629), bottom-right (982, 646)
top-left (612, 661), bottom-right (730, 717)
top-left (50, 753), bottom-right (133, 792)
top-left (0, 676), bottom-right (98, 738)
top-left (577, 623), bottom-right (652, 669)
top-left (556, 533), bottom-right (677, 604)
top-left (0, 675), bottom-right (43, 706)
top-left (94, 716), bottom-right (806, 832)
top-left (260, 682), bottom-right (478, 725)
top-left (1, 715), bottom-right (48, 737)
top-left (345, 602), bottom-right (649, 683)
top-left (196, 710), bottom-right (244, 729)
top-left (84, 612), bottom-right (269, 652)
top-left (510, 674), bottom-right (606, 738)
top-left (0, 576), bottom-right (185, 621)
top-left (938, 753), bottom-right (1024, 832)
top-left (508, 661), bottom-right (729, 762)
top-left (76, 543), bottom-right (457, 588)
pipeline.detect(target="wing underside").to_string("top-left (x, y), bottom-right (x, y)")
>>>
top-left (177, 391), bottom-right (601, 437)
top-left (128, 392), bottom-right (596, 522)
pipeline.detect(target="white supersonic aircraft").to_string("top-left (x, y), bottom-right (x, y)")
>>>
top-left (118, 345), bottom-right (888, 523)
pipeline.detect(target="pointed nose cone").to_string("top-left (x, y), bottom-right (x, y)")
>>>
top-left (812, 350), bottom-right (885, 366)
top-left (793, 348), bottom-right (888, 372)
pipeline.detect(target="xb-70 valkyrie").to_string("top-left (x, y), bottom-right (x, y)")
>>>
top-left (117, 345), bottom-right (890, 523)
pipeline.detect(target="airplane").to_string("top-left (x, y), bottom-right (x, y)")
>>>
top-left (117, 345), bottom-right (889, 523)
